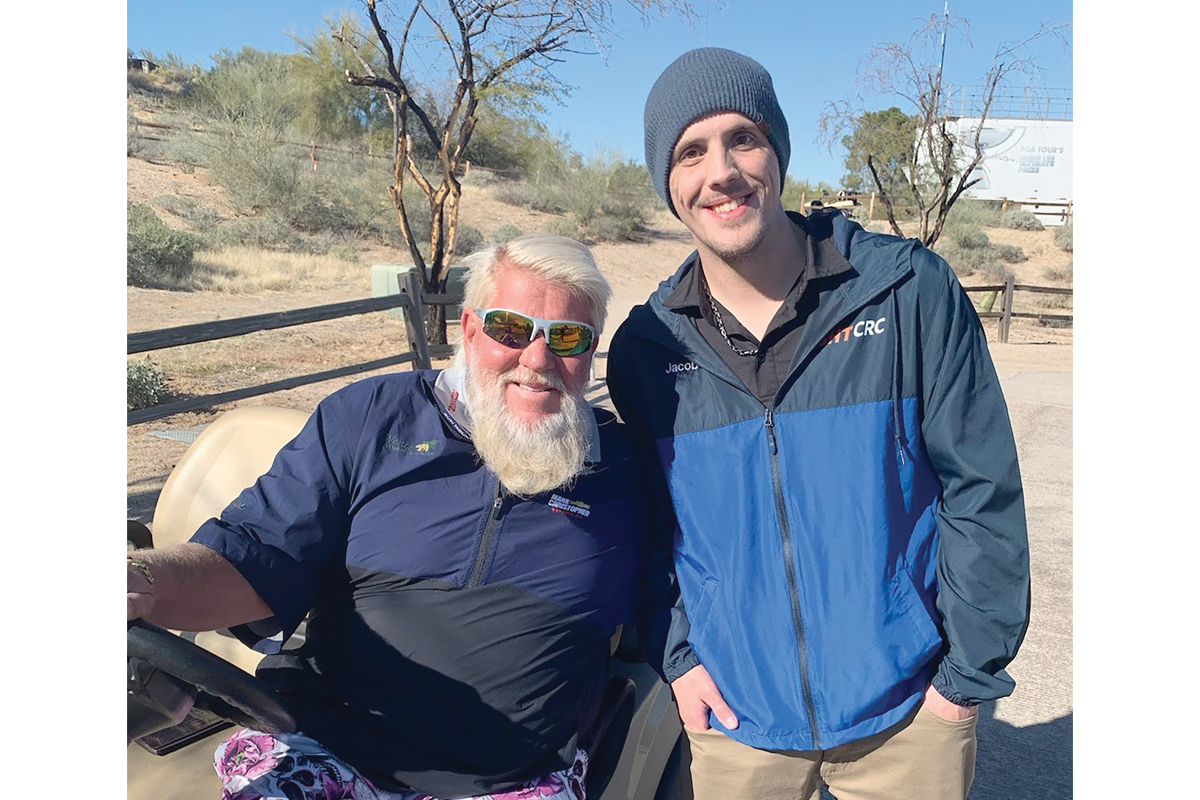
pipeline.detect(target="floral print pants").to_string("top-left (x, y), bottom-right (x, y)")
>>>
top-left (214, 729), bottom-right (588, 800)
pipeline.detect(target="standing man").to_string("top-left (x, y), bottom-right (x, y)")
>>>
top-left (606, 48), bottom-right (1029, 800)
top-left (128, 235), bottom-right (653, 800)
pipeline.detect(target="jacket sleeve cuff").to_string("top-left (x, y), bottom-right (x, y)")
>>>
top-left (664, 649), bottom-right (700, 684)
top-left (931, 670), bottom-right (981, 707)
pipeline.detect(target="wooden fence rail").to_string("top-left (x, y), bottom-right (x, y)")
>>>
top-left (962, 275), bottom-right (1072, 343)
top-left (128, 270), bottom-right (462, 426)
top-left (129, 271), bottom-right (1070, 425)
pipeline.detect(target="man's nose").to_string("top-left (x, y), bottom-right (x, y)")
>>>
top-left (518, 333), bottom-right (557, 372)
top-left (705, 146), bottom-right (740, 186)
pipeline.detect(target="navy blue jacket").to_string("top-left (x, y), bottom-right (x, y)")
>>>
top-left (191, 371), bottom-right (650, 796)
top-left (607, 212), bottom-right (1030, 752)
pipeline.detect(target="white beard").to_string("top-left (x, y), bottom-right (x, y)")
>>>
top-left (465, 358), bottom-right (591, 497)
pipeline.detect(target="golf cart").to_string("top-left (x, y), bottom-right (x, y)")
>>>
top-left (127, 406), bottom-right (687, 800)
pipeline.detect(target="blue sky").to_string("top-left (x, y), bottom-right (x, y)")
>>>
top-left (127, 0), bottom-right (1072, 186)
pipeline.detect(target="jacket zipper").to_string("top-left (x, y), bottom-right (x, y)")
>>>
top-left (468, 481), bottom-right (505, 588)
top-left (765, 407), bottom-right (822, 748)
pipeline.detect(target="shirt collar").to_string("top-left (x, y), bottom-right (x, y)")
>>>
top-left (432, 362), bottom-right (602, 464)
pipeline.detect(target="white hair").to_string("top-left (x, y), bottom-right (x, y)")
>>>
top-left (460, 233), bottom-right (612, 334)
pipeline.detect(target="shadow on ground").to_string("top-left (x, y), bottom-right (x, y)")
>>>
top-left (971, 703), bottom-right (1072, 799)
top-left (128, 473), bottom-right (170, 526)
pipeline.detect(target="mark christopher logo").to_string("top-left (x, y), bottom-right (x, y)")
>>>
top-left (386, 433), bottom-right (441, 456)
top-left (821, 316), bottom-right (887, 346)
top-left (549, 493), bottom-right (591, 518)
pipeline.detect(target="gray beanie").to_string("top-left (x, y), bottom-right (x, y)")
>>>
top-left (643, 47), bottom-right (790, 216)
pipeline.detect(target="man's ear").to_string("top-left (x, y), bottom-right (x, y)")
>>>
top-left (461, 307), bottom-right (476, 347)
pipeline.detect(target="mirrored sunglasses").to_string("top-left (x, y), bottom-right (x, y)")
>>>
top-left (474, 307), bottom-right (596, 357)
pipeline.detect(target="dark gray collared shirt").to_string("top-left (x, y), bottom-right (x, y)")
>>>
top-left (663, 211), bottom-right (854, 404)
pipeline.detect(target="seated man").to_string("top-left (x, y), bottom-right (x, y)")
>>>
top-left (127, 234), bottom-right (652, 800)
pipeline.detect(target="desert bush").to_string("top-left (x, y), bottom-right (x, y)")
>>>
top-left (492, 180), bottom-right (537, 209)
top-left (159, 132), bottom-right (210, 173)
top-left (200, 215), bottom-right (304, 252)
top-left (944, 198), bottom-right (1004, 229)
top-left (979, 260), bottom-right (1011, 284)
top-left (932, 241), bottom-right (1004, 281)
top-left (453, 225), bottom-right (486, 256)
top-left (493, 179), bottom-right (563, 214)
top-left (1044, 261), bottom-right (1073, 282)
top-left (951, 226), bottom-right (990, 249)
top-left (1054, 224), bottom-right (1073, 252)
top-left (128, 202), bottom-right (199, 288)
top-left (995, 244), bottom-right (1027, 263)
top-left (1001, 210), bottom-right (1044, 231)
top-left (155, 195), bottom-right (223, 231)
top-left (128, 358), bottom-right (171, 411)
top-left (461, 168), bottom-right (499, 186)
top-left (557, 153), bottom-right (656, 242)
top-left (491, 224), bottom-right (523, 244)
top-left (544, 217), bottom-right (581, 239)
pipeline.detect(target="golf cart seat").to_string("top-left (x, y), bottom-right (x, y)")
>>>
top-left (151, 406), bottom-right (310, 673)
top-left (153, 406), bottom-right (311, 549)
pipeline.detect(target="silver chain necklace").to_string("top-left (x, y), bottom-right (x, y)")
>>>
top-left (702, 274), bottom-right (758, 357)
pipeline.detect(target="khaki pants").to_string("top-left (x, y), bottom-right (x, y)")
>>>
top-left (683, 704), bottom-right (977, 800)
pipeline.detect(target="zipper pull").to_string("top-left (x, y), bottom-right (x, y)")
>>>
top-left (764, 408), bottom-right (777, 455)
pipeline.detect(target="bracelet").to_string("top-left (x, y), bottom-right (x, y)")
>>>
top-left (127, 555), bottom-right (155, 586)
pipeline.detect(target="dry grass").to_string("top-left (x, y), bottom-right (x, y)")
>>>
top-left (190, 247), bottom-right (369, 293)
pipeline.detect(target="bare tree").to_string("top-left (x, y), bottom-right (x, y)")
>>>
top-left (819, 13), bottom-right (1070, 248)
top-left (334, 0), bottom-right (700, 343)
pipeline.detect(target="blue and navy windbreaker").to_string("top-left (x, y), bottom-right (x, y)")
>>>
top-left (606, 212), bottom-right (1030, 752)
top-left (190, 371), bottom-right (649, 797)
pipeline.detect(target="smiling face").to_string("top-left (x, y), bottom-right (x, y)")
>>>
top-left (668, 111), bottom-right (789, 265)
top-left (461, 264), bottom-right (595, 425)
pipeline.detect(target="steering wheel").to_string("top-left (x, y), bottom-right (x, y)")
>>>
top-left (128, 620), bottom-right (297, 735)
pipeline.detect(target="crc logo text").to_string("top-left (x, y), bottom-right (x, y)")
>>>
top-left (821, 317), bottom-right (887, 346)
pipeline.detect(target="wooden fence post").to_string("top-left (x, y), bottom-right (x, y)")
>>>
top-left (1000, 273), bottom-right (1016, 343)
top-left (868, 192), bottom-right (876, 221)
top-left (799, 191), bottom-right (806, 212)
top-left (401, 270), bottom-right (434, 370)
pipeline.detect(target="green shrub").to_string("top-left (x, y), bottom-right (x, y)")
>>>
top-left (1044, 261), bottom-right (1073, 282)
top-left (932, 242), bottom-right (1002, 281)
top-left (558, 153), bottom-right (655, 242)
top-left (944, 198), bottom-right (1004, 229)
top-left (494, 180), bottom-right (563, 214)
top-left (544, 217), bottom-right (580, 239)
top-left (491, 224), bottom-right (523, 244)
top-left (453, 225), bottom-right (486, 256)
top-left (155, 195), bottom-right (223, 231)
top-left (952, 226), bottom-right (990, 249)
top-left (995, 244), bottom-right (1027, 263)
top-left (1054, 224), bottom-right (1073, 252)
top-left (580, 213), bottom-right (637, 243)
top-left (1001, 210), bottom-right (1044, 231)
top-left (979, 260), bottom-right (1011, 284)
top-left (200, 215), bottom-right (303, 252)
top-left (127, 358), bottom-right (171, 410)
top-left (128, 202), bottom-right (199, 288)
